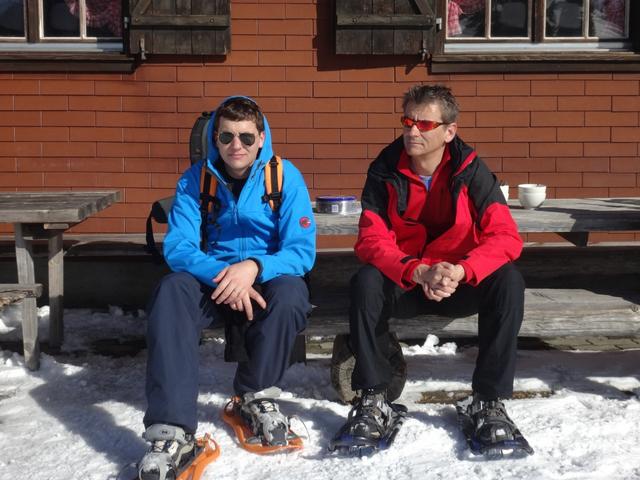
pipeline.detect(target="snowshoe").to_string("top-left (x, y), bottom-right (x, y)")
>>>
top-left (134, 424), bottom-right (220, 480)
top-left (222, 394), bottom-right (304, 454)
top-left (456, 394), bottom-right (534, 459)
top-left (329, 389), bottom-right (407, 456)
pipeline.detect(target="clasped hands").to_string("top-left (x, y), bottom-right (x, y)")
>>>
top-left (210, 260), bottom-right (266, 320)
top-left (412, 262), bottom-right (465, 302)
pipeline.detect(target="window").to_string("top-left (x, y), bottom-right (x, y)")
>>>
top-left (433, 0), bottom-right (640, 71)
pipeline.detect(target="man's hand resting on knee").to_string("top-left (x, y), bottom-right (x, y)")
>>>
top-left (211, 260), bottom-right (267, 320)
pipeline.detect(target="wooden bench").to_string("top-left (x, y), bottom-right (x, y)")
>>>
top-left (0, 283), bottom-right (43, 371)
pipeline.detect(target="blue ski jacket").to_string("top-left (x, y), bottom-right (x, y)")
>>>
top-left (163, 97), bottom-right (316, 287)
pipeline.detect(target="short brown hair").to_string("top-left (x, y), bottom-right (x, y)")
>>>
top-left (402, 84), bottom-right (459, 124)
top-left (213, 97), bottom-right (265, 132)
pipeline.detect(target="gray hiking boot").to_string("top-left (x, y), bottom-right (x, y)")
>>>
top-left (239, 390), bottom-right (290, 446)
top-left (347, 389), bottom-right (395, 441)
top-left (138, 424), bottom-right (195, 480)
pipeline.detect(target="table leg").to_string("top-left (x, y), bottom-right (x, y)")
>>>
top-left (14, 223), bottom-right (40, 371)
top-left (48, 232), bottom-right (64, 349)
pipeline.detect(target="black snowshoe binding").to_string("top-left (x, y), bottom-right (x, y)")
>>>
top-left (456, 394), bottom-right (534, 459)
top-left (137, 424), bottom-right (197, 480)
top-left (239, 393), bottom-right (293, 447)
top-left (329, 389), bottom-right (407, 456)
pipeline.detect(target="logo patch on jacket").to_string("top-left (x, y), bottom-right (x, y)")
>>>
top-left (299, 216), bottom-right (311, 228)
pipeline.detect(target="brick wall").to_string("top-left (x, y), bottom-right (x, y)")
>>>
top-left (1, 0), bottom-right (639, 245)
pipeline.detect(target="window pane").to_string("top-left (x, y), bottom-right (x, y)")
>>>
top-left (448, 0), bottom-right (486, 38)
top-left (491, 0), bottom-right (528, 37)
top-left (44, 0), bottom-right (81, 37)
top-left (86, 0), bottom-right (122, 38)
top-left (0, 0), bottom-right (25, 37)
top-left (546, 0), bottom-right (584, 37)
top-left (589, 0), bottom-right (626, 38)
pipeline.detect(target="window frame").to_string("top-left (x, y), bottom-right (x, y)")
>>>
top-left (430, 0), bottom-right (640, 73)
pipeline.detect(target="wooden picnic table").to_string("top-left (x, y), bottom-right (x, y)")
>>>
top-left (0, 190), bottom-right (121, 370)
top-left (314, 197), bottom-right (640, 246)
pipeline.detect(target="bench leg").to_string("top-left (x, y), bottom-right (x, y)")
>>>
top-left (48, 232), bottom-right (64, 349)
top-left (14, 223), bottom-right (40, 371)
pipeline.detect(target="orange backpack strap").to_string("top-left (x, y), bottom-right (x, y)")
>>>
top-left (199, 162), bottom-right (219, 252)
top-left (263, 155), bottom-right (283, 211)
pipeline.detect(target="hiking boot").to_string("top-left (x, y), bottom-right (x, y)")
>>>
top-left (346, 389), bottom-right (396, 442)
top-left (138, 424), bottom-right (195, 480)
top-left (239, 391), bottom-right (290, 446)
top-left (457, 394), bottom-right (519, 446)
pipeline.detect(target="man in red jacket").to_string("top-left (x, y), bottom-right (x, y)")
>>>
top-left (331, 85), bottom-right (531, 457)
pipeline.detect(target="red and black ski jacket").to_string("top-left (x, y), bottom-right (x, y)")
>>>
top-left (355, 135), bottom-right (522, 289)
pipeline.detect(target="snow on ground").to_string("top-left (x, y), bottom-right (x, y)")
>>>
top-left (1, 305), bottom-right (639, 480)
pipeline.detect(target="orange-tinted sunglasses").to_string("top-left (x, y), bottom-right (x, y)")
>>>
top-left (400, 116), bottom-right (446, 132)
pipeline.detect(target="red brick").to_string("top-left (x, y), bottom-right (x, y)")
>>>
top-left (285, 35), bottom-right (314, 51)
top-left (260, 82), bottom-right (312, 97)
top-left (531, 80), bottom-right (585, 96)
top-left (69, 217), bottom-right (125, 234)
top-left (611, 157), bottom-right (640, 172)
top-left (124, 96), bottom-right (176, 113)
top-left (257, 98), bottom-right (286, 113)
top-left (340, 68), bottom-right (394, 82)
top-left (558, 96), bottom-right (611, 111)
top-left (236, 35), bottom-right (286, 51)
top-left (126, 188), bottom-right (176, 203)
top-left (557, 157), bottom-right (609, 172)
top-left (150, 143), bottom-right (185, 158)
top-left (204, 81), bottom-right (259, 97)
top-left (340, 158), bottom-right (371, 174)
top-left (368, 143), bottom-right (391, 158)
top-left (476, 112), bottom-right (530, 127)
top-left (133, 66), bottom-right (177, 82)
top-left (341, 98), bottom-right (394, 113)
top-left (286, 97), bottom-right (339, 112)
top-left (123, 128), bottom-right (178, 143)
top-left (70, 127), bottom-right (122, 142)
top-left (285, 67), bottom-right (339, 82)
top-left (0, 158), bottom-right (16, 171)
top-left (584, 173), bottom-right (636, 187)
top-left (263, 112), bottom-right (310, 129)
top-left (259, 19), bottom-right (313, 35)
top-left (584, 143), bottom-right (637, 156)
top-left (0, 112), bottom-right (41, 126)
top-left (0, 95), bottom-right (12, 110)
top-left (0, 142), bottom-right (41, 157)
top-left (503, 96), bottom-right (557, 111)
top-left (70, 96), bottom-right (122, 111)
top-left (17, 157), bottom-right (69, 172)
top-left (96, 112), bottom-right (149, 128)
top-left (15, 127), bottom-right (69, 142)
top-left (557, 126), bottom-right (610, 142)
top-left (285, 3), bottom-right (315, 18)
top-left (150, 82), bottom-right (203, 97)
top-left (531, 112), bottom-right (584, 127)
top-left (586, 112), bottom-right (638, 127)
top-left (475, 143), bottom-right (529, 157)
top-left (15, 96), bottom-right (68, 111)
top-left (177, 67), bottom-right (232, 82)
top-left (502, 157), bottom-right (556, 173)
top-left (458, 96), bottom-right (503, 112)
top-left (286, 128), bottom-right (339, 143)
top-left (341, 128), bottom-right (394, 144)
top-left (457, 112), bottom-right (475, 128)
top-left (95, 142), bottom-right (148, 158)
top-left (39, 80), bottom-right (93, 95)
top-left (530, 143), bottom-right (583, 157)
top-left (124, 158), bottom-right (178, 173)
top-left (152, 173), bottom-right (182, 188)
top-left (314, 143), bottom-right (367, 159)
top-left (276, 143), bottom-right (314, 159)
top-left (44, 172), bottom-right (97, 187)
top-left (366, 113), bottom-right (398, 128)
top-left (461, 127), bottom-right (502, 143)
top-left (556, 187), bottom-right (608, 198)
top-left (234, 3), bottom-right (285, 18)
top-left (394, 66), bottom-right (442, 83)
top-left (0, 80), bottom-right (39, 94)
top-left (612, 96), bottom-right (640, 111)
top-left (586, 80), bottom-right (638, 96)
top-left (97, 173), bottom-right (151, 188)
top-left (534, 172), bottom-right (582, 187)
top-left (232, 19), bottom-right (258, 35)
top-left (95, 81), bottom-right (149, 96)
top-left (294, 158), bottom-right (340, 174)
top-left (259, 51), bottom-right (313, 66)
top-left (612, 127), bottom-right (640, 143)
top-left (0, 127), bottom-right (13, 142)
top-left (366, 82), bottom-right (410, 98)
top-left (233, 66), bottom-right (286, 82)
top-left (178, 97), bottom-right (214, 114)
top-left (503, 127), bottom-right (555, 142)
top-left (477, 81), bottom-right (530, 96)
top-left (0, 173), bottom-right (43, 187)
top-left (504, 73), bottom-right (557, 80)
top-left (312, 113), bottom-right (366, 128)
top-left (43, 111), bottom-right (95, 127)
top-left (71, 157), bottom-right (124, 172)
top-left (43, 142), bottom-right (96, 157)
top-left (314, 173), bottom-right (366, 190)
top-left (314, 82), bottom-right (366, 98)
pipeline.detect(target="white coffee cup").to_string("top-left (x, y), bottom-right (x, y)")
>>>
top-left (518, 183), bottom-right (546, 209)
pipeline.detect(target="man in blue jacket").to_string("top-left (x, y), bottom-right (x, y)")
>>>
top-left (138, 97), bottom-right (316, 480)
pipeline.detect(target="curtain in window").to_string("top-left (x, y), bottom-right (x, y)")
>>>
top-left (448, 0), bottom-right (486, 36)
top-left (63, 0), bottom-right (122, 36)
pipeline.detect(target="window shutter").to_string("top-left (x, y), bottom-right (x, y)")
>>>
top-left (335, 0), bottom-right (436, 56)
top-left (127, 0), bottom-right (230, 56)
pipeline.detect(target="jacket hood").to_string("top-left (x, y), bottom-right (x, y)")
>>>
top-left (205, 95), bottom-right (274, 177)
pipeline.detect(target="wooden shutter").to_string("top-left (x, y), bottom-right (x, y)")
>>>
top-left (127, 0), bottom-right (230, 56)
top-left (335, 0), bottom-right (437, 55)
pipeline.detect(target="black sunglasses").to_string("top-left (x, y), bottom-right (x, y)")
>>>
top-left (217, 131), bottom-right (256, 147)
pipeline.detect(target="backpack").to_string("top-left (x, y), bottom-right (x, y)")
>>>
top-left (145, 111), bottom-right (283, 263)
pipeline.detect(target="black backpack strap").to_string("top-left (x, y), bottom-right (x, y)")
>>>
top-left (262, 155), bottom-right (283, 211)
top-left (190, 112), bottom-right (212, 165)
top-left (199, 163), bottom-right (219, 252)
top-left (145, 196), bottom-right (175, 264)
